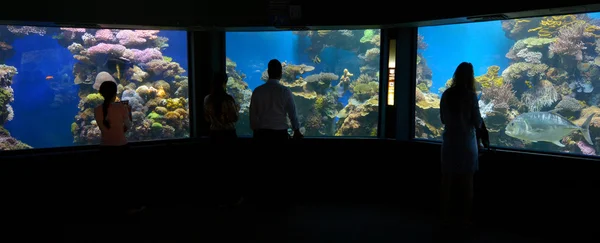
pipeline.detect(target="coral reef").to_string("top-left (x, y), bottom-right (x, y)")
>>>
top-left (52, 28), bottom-right (189, 144)
top-left (225, 58), bottom-right (253, 135)
top-left (0, 65), bottom-right (31, 150)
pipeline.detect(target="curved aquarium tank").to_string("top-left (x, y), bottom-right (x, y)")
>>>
top-left (0, 25), bottom-right (189, 151)
top-left (225, 29), bottom-right (381, 137)
top-left (416, 12), bottom-right (600, 157)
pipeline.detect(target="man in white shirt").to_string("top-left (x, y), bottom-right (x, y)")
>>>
top-left (250, 59), bottom-right (303, 141)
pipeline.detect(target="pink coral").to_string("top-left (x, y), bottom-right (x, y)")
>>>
top-left (6, 25), bottom-right (46, 36)
top-left (549, 21), bottom-right (587, 61)
top-left (86, 43), bottom-right (127, 57)
top-left (95, 29), bottom-right (116, 42)
top-left (134, 30), bottom-right (159, 40)
top-left (116, 30), bottom-right (160, 46)
top-left (132, 48), bottom-right (163, 64)
top-left (576, 141), bottom-right (596, 155)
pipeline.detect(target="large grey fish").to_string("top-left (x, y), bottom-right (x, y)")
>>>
top-left (504, 112), bottom-right (595, 147)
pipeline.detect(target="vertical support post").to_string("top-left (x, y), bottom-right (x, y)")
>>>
top-left (395, 27), bottom-right (417, 141)
top-left (191, 31), bottom-right (226, 138)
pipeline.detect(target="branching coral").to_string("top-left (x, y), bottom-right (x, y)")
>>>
top-left (549, 21), bottom-right (588, 61)
top-left (482, 81), bottom-right (518, 110)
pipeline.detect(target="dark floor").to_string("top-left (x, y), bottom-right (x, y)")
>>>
top-left (63, 202), bottom-right (548, 243)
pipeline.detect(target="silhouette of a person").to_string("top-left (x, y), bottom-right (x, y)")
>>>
top-left (204, 72), bottom-right (239, 143)
top-left (249, 59), bottom-right (303, 141)
top-left (439, 62), bottom-right (483, 228)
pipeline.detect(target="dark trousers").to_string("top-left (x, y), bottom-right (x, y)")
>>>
top-left (209, 129), bottom-right (238, 144)
top-left (253, 129), bottom-right (289, 142)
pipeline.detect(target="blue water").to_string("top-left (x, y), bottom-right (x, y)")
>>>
top-left (418, 21), bottom-right (514, 94)
top-left (225, 31), bottom-right (362, 106)
top-left (3, 35), bottom-right (78, 148)
top-left (160, 30), bottom-right (188, 74)
top-left (226, 31), bottom-right (299, 90)
top-left (2, 30), bottom-right (188, 149)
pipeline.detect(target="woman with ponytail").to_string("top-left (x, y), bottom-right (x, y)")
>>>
top-left (94, 72), bottom-right (132, 149)
top-left (204, 72), bottom-right (239, 143)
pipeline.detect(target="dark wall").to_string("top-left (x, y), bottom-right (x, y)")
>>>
top-left (4, 0), bottom-right (600, 28)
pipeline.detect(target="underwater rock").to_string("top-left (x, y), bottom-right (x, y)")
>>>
top-left (501, 19), bottom-right (540, 40)
top-left (336, 96), bottom-right (379, 136)
top-left (552, 96), bottom-right (585, 117)
top-left (126, 65), bottom-right (149, 82)
top-left (0, 131), bottom-right (32, 150)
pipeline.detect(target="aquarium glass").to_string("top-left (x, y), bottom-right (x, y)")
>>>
top-left (416, 13), bottom-right (600, 157)
top-left (225, 30), bottom-right (381, 137)
top-left (0, 25), bottom-right (189, 151)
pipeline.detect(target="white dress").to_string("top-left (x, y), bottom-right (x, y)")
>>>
top-left (440, 87), bottom-right (483, 174)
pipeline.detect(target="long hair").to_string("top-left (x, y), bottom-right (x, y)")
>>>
top-left (447, 62), bottom-right (477, 115)
top-left (210, 72), bottom-right (233, 118)
top-left (99, 81), bottom-right (118, 129)
top-left (450, 62), bottom-right (476, 93)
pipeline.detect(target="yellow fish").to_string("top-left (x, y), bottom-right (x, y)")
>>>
top-left (312, 55), bottom-right (321, 64)
top-left (116, 63), bottom-right (121, 79)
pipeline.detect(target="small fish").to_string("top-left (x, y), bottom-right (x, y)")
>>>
top-left (505, 112), bottom-right (595, 147)
top-left (312, 55), bottom-right (321, 64)
top-left (45, 75), bottom-right (54, 80)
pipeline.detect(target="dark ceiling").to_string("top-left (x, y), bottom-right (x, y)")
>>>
top-left (4, 0), bottom-right (600, 28)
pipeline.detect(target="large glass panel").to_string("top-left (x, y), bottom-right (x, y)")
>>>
top-left (225, 30), bottom-right (381, 137)
top-left (0, 25), bottom-right (189, 151)
top-left (416, 13), bottom-right (600, 157)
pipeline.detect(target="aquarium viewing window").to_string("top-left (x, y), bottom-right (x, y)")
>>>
top-left (415, 13), bottom-right (600, 157)
top-left (225, 29), bottom-right (381, 137)
top-left (0, 25), bottom-right (189, 151)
